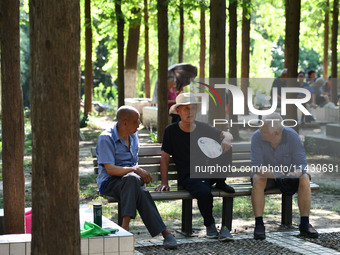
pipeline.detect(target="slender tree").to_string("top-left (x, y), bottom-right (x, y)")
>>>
top-left (144, 0), bottom-right (151, 98)
top-left (125, 7), bottom-right (141, 98)
top-left (229, 0), bottom-right (240, 139)
top-left (284, 0), bottom-right (301, 131)
top-left (323, 0), bottom-right (330, 78)
top-left (84, 0), bottom-right (93, 116)
top-left (157, 0), bottom-right (169, 142)
top-left (29, 0), bottom-right (81, 253)
top-left (331, 0), bottom-right (338, 104)
top-left (116, 0), bottom-right (125, 107)
top-left (284, 2), bottom-right (288, 69)
top-left (199, 3), bottom-right (206, 79)
top-left (209, 0), bottom-right (226, 128)
top-left (241, 0), bottom-right (251, 115)
top-left (179, 0), bottom-right (184, 63)
top-left (210, 0), bottom-right (226, 77)
top-left (1, 0), bottom-right (25, 234)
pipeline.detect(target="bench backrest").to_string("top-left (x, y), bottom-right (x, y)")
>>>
top-left (91, 142), bottom-right (251, 182)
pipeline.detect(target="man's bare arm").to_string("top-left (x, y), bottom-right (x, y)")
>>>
top-left (220, 131), bottom-right (233, 153)
top-left (104, 163), bottom-right (153, 184)
top-left (155, 151), bottom-right (170, 191)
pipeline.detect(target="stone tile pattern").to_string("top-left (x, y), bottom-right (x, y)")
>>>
top-left (136, 239), bottom-right (303, 255)
top-left (296, 232), bottom-right (340, 253)
top-left (135, 228), bottom-right (340, 255)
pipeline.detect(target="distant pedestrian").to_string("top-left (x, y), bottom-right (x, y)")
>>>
top-left (270, 68), bottom-right (287, 108)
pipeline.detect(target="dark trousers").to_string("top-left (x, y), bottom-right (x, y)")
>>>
top-left (182, 178), bottom-right (216, 227)
top-left (102, 172), bottom-right (166, 237)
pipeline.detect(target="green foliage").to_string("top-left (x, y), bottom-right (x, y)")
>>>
top-left (89, 82), bottom-right (118, 112)
top-left (79, 174), bottom-right (99, 201)
top-left (18, 0), bottom-right (340, 104)
top-left (149, 132), bottom-right (158, 143)
top-left (24, 119), bottom-right (32, 155)
top-left (155, 200), bottom-right (182, 220)
top-left (20, 1), bottom-right (30, 107)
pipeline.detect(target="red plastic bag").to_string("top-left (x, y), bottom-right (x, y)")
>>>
top-left (25, 210), bottom-right (32, 233)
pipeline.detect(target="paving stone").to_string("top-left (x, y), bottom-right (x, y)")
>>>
top-left (135, 239), bottom-right (303, 255)
top-left (296, 232), bottom-right (340, 252)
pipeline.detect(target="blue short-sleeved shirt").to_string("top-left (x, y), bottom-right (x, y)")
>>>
top-left (251, 127), bottom-right (307, 174)
top-left (321, 84), bottom-right (331, 100)
top-left (96, 124), bottom-right (139, 192)
top-left (297, 83), bottom-right (315, 98)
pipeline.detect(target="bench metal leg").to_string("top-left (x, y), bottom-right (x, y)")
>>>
top-left (181, 199), bottom-right (193, 236)
top-left (222, 197), bottom-right (233, 230)
top-left (118, 202), bottom-right (122, 226)
top-left (281, 194), bottom-right (292, 226)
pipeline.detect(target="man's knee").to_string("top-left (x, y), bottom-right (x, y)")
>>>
top-left (252, 175), bottom-right (267, 191)
top-left (191, 185), bottom-right (212, 200)
top-left (299, 174), bottom-right (310, 189)
top-left (122, 172), bottom-right (141, 185)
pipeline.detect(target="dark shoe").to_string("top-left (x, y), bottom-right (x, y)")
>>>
top-left (299, 224), bottom-right (319, 238)
top-left (163, 234), bottom-right (178, 249)
top-left (254, 225), bottom-right (265, 240)
top-left (215, 182), bottom-right (235, 193)
top-left (206, 224), bottom-right (219, 239)
top-left (219, 226), bottom-right (233, 241)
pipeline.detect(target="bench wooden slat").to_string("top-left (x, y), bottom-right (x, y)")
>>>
top-left (230, 143), bottom-right (251, 153)
top-left (138, 156), bottom-right (174, 164)
top-left (91, 147), bottom-right (96, 157)
top-left (138, 146), bottom-right (162, 156)
top-left (150, 173), bottom-right (178, 181)
top-left (140, 164), bottom-right (176, 173)
top-left (232, 153), bottom-right (251, 160)
top-left (137, 143), bottom-right (251, 156)
top-left (101, 181), bottom-right (320, 202)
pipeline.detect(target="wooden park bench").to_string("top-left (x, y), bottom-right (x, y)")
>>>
top-left (91, 143), bottom-right (320, 236)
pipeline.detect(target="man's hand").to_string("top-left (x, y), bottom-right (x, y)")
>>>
top-left (221, 131), bottom-right (233, 153)
top-left (155, 184), bottom-right (170, 192)
top-left (286, 171), bottom-right (303, 178)
top-left (134, 167), bottom-right (153, 184)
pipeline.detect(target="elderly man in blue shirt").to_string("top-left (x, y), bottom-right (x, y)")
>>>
top-left (251, 112), bottom-right (318, 240)
top-left (96, 105), bottom-right (177, 249)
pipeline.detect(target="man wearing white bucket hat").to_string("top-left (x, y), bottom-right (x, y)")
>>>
top-left (155, 93), bottom-right (235, 241)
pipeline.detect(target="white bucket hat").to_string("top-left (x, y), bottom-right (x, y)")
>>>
top-left (169, 93), bottom-right (198, 114)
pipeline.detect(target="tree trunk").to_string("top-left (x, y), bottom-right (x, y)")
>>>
top-left (84, 0), bottom-right (93, 115)
top-left (144, 0), bottom-right (151, 98)
top-left (228, 0), bottom-right (240, 139)
top-left (284, 0), bottom-right (301, 131)
top-left (210, 0), bottom-right (225, 77)
top-left (323, 0), bottom-right (329, 79)
top-left (1, 0), bottom-right (25, 234)
top-left (179, 0), bottom-right (184, 63)
top-left (29, 0), bottom-right (81, 253)
top-left (284, 1), bottom-right (288, 69)
top-left (125, 7), bottom-right (141, 98)
top-left (209, 0), bottom-right (227, 129)
top-left (199, 5), bottom-right (206, 79)
top-left (116, 0), bottom-right (125, 107)
top-left (241, 0), bottom-right (251, 115)
top-left (331, 0), bottom-right (338, 104)
top-left (157, 0), bottom-right (168, 142)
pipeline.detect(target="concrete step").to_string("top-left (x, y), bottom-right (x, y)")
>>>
top-left (305, 134), bottom-right (340, 156)
top-left (326, 124), bottom-right (340, 138)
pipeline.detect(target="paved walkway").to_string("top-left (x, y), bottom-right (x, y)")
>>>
top-left (134, 228), bottom-right (340, 255)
